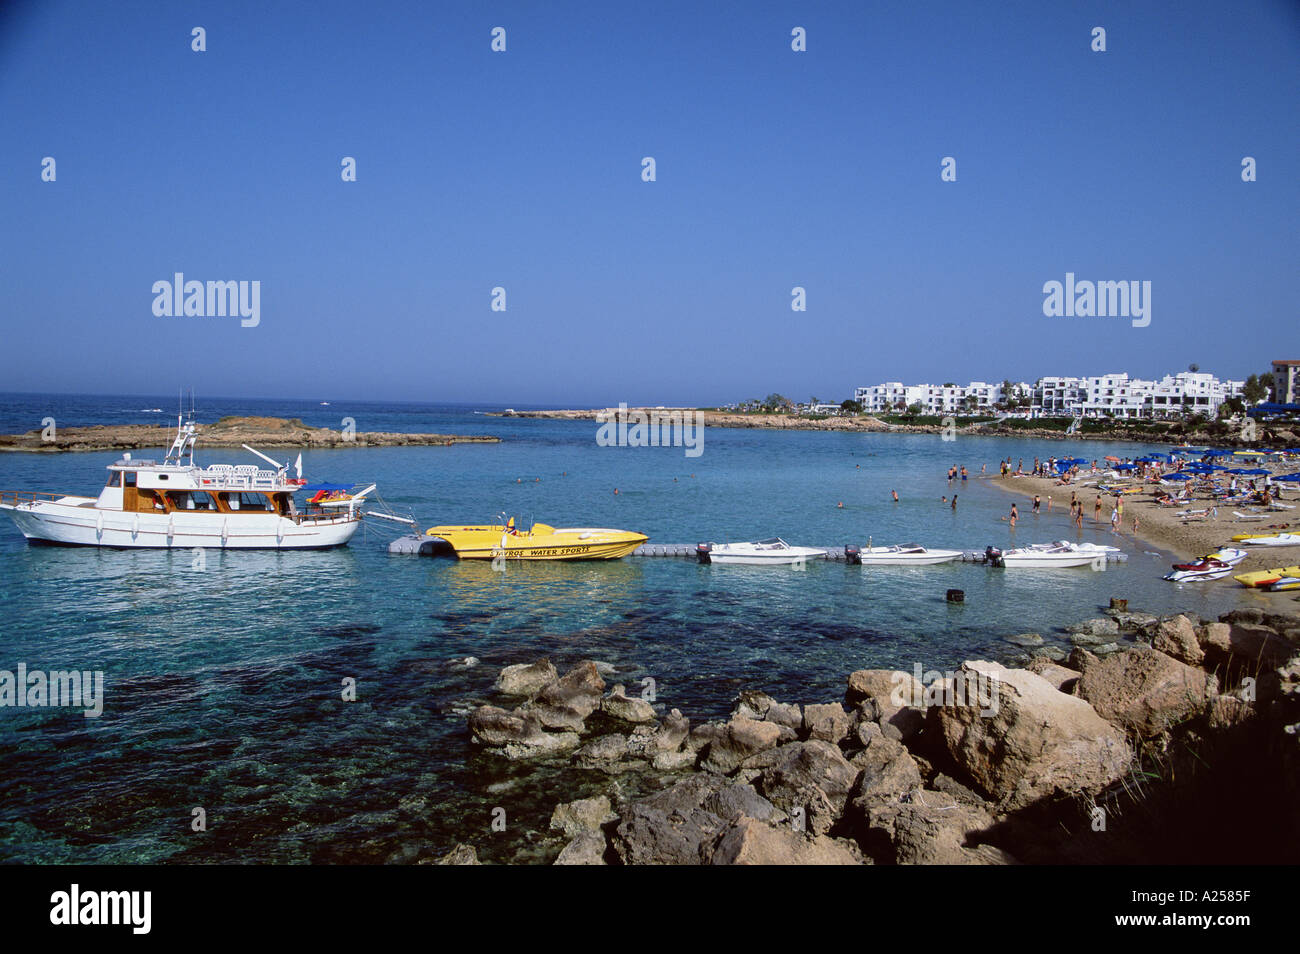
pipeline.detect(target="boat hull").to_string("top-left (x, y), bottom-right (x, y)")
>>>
top-left (2, 499), bottom-right (360, 549)
top-left (424, 524), bottom-right (647, 560)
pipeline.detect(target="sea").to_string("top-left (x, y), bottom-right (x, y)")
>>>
top-left (0, 393), bottom-right (1262, 863)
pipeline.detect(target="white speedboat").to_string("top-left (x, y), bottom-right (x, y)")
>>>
top-left (0, 416), bottom-right (371, 549)
top-left (986, 542), bottom-right (1099, 568)
top-left (857, 543), bottom-right (962, 565)
top-left (698, 538), bottom-right (827, 565)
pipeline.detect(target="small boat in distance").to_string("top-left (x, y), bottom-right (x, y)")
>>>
top-left (856, 543), bottom-right (962, 565)
top-left (697, 539), bottom-right (827, 565)
top-left (986, 542), bottom-right (1100, 568)
top-left (423, 516), bottom-right (646, 560)
top-left (0, 415), bottom-right (370, 548)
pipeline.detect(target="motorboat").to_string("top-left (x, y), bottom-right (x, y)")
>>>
top-left (855, 543), bottom-right (963, 565)
top-left (423, 517), bottom-right (647, 560)
top-left (985, 542), bottom-right (1101, 568)
top-left (1234, 565), bottom-right (1300, 588)
top-left (1268, 576), bottom-right (1300, 592)
top-left (697, 538), bottom-right (827, 565)
top-left (1171, 547), bottom-right (1247, 570)
top-left (1234, 533), bottom-right (1300, 547)
top-left (0, 416), bottom-right (370, 548)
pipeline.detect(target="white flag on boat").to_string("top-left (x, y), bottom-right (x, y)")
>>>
top-left (294, 453), bottom-right (303, 478)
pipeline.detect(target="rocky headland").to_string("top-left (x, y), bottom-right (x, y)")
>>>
top-left (0, 416), bottom-right (500, 452)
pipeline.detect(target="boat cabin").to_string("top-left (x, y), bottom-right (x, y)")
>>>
top-left (96, 454), bottom-right (299, 516)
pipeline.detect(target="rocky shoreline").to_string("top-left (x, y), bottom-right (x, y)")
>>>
top-left (0, 416), bottom-right (500, 452)
top-left (437, 604), bottom-right (1300, 864)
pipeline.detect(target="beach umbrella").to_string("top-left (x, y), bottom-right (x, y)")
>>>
top-left (1274, 473), bottom-right (1300, 482)
top-left (1204, 450), bottom-right (1235, 457)
top-left (1162, 473), bottom-right (1193, 481)
top-left (1104, 456), bottom-right (1121, 463)
top-left (1113, 463), bottom-right (1136, 471)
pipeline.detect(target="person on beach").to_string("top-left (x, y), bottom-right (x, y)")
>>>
top-left (1110, 506), bottom-right (1120, 532)
top-left (1047, 495), bottom-right (1052, 511)
top-left (1009, 503), bottom-right (1018, 528)
top-left (1075, 507), bottom-right (1083, 530)
top-left (892, 490), bottom-right (899, 502)
top-left (1032, 494), bottom-right (1041, 514)
top-left (1132, 515), bottom-right (1140, 535)
top-left (960, 466), bottom-right (967, 481)
top-left (951, 495), bottom-right (958, 511)
top-left (1117, 496), bottom-right (1124, 517)
top-left (981, 463), bottom-right (986, 475)
top-left (1094, 497), bottom-right (1102, 521)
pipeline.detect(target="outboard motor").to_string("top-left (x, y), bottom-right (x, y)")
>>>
top-left (695, 542), bottom-right (712, 564)
top-left (844, 544), bottom-right (862, 565)
top-left (984, 545), bottom-right (1003, 567)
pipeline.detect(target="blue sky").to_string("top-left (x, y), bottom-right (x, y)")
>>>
top-left (1, 0), bottom-right (1296, 406)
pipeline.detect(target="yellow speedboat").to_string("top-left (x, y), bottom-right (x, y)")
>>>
top-left (423, 517), bottom-right (647, 560)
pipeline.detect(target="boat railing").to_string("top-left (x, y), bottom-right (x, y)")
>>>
top-left (0, 490), bottom-right (83, 507)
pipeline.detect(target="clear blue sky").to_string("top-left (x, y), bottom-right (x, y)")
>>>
top-left (1, 0), bottom-right (1296, 406)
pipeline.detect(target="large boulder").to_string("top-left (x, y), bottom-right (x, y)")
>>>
top-left (752, 740), bottom-right (861, 836)
top-left (1072, 647), bottom-right (1217, 736)
top-left (1200, 621), bottom-right (1296, 668)
top-left (700, 717), bottom-right (784, 775)
top-left (848, 734), bottom-right (923, 811)
top-left (863, 797), bottom-right (1014, 865)
top-left (933, 661), bottom-right (1132, 811)
top-left (1025, 657), bottom-right (1080, 693)
top-left (611, 775), bottom-right (729, 865)
top-left (495, 659), bottom-right (557, 697)
top-left (572, 734), bottom-right (642, 773)
top-left (1150, 615), bottom-right (1204, 666)
top-left (702, 782), bottom-right (784, 823)
top-left (468, 705), bottom-right (581, 759)
top-left (710, 817), bottom-right (861, 865)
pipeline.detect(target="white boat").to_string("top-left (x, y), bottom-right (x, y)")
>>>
top-left (0, 416), bottom-right (371, 549)
top-left (1164, 566), bottom-right (1233, 582)
top-left (986, 542), bottom-right (1100, 568)
top-left (1240, 533), bottom-right (1300, 547)
top-left (857, 543), bottom-right (962, 565)
top-left (698, 538), bottom-right (827, 565)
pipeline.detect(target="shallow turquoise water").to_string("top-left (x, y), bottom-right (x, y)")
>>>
top-left (0, 395), bottom-right (1258, 862)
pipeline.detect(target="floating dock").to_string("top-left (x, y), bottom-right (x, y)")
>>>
top-left (387, 535), bottom-right (1126, 564)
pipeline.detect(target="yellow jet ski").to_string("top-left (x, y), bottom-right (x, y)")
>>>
top-left (1234, 565), bottom-right (1300, 588)
top-left (423, 516), bottom-right (647, 560)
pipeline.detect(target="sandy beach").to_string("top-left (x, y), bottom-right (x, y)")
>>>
top-left (987, 468), bottom-right (1300, 608)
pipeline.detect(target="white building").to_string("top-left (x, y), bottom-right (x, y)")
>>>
top-left (856, 372), bottom-right (1243, 419)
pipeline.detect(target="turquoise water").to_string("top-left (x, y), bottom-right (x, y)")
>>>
top-left (0, 395), bottom-right (1255, 862)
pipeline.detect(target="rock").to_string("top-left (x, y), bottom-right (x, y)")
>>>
top-left (803, 702), bottom-right (854, 743)
top-left (701, 717), bottom-right (784, 775)
top-left (1031, 645), bottom-right (1068, 662)
top-left (1202, 622), bottom-right (1296, 668)
top-left (1025, 658), bottom-right (1079, 693)
top-left (611, 775), bottom-right (728, 865)
top-left (549, 795), bottom-right (615, 837)
top-left (602, 685), bottom-right (657, 724)
top-left (849, 735), bottom-right (923, 810)
top-left (1109, 609), bottom-right (1159, 630)
top-left (651, 749), bottom-right (697, 772)
top-left (1067, 617), bottom-right (1120, 639)
top-left (554, 831), bottom-right (608, 865)
top-left (845, 669), bottom-right (925, 741)
top-left (685, 721), bottom-right (726, 754)
top-left (863, 798), bottom-right (1013, 865)
top-left (765, 701), bottom-right (803, 730)
top-left (573, 734), bottom-right (642, 772)
top-left (1091, 642), bottom-right (1121, 655)
top-left (731, 689), bottom-right (777, 720)
top-left (1005, 633), bottom-right (1044, 647)
top-left (1151, 615), bottom-right (1204, 666)
top-left (434, 843), bottom-right (481, 865)
top-left (1206, 695), bottom-right (1254, 730)
top-left (753, 740), bottom-right (861, 836)
top-left (468, 705), bottom-right (578, 758)
top-left (523, 661), bottom-right (606, 731)
top-left (933, 660), bottom-right (1132, 811)
top-left (494, 659), bottom-right (557, 697)
top-left (710, 817), bottom-right (861, 865)
top-left (1070, 631), bottom-right (1117, 648)
top-left (652, 709), bottom-right (690, 752)
top-left (1073, 647), bottom-right (1218, 737)
top-left (703, 782), bottom-right (784, 823)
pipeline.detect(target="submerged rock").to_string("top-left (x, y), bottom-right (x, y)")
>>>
top-left (495, 659), bottom-right (558, 697)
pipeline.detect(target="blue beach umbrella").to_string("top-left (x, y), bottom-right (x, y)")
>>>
top-left (1163, 473), bottom-right (1193, 481)
top-left (1274, 473), bottom-right (1300, 482)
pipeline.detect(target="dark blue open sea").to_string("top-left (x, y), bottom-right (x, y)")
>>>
top-left (0, 393), bottom-right (1258, 863)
